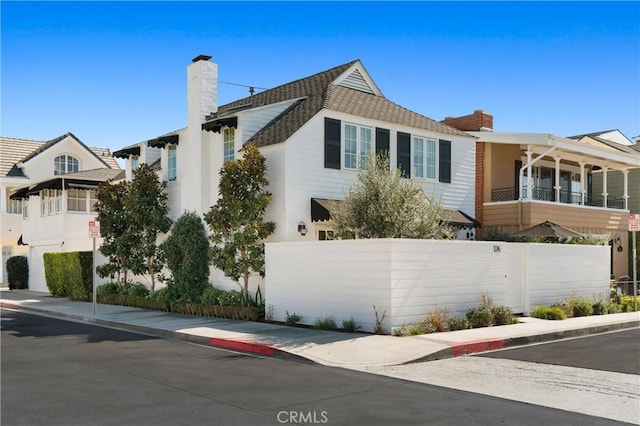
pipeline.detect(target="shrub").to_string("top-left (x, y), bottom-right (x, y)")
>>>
top-left (532, 306), bottom-right (567, 320)
top-left (392, 325), bottom-right (408, 337)
top-left (466, 306), bottom-right (493, 328)
top-left (491, 306), bottom-right (514, 325)
top-left (218, 290), bottom-right (243, 307)
top-left (6, 255), bottom-right (29, 290)
top-left (150, 287), bottom-right (169, 300)
top-left (160, 212), bottom-right (210, 303)
top-left (314, 317), bottom-right (337, 330)
top-left (426, 306), bottom-right (451, 332)
top-left (620, 296), bottom-right (639, 312)
top-left (447, 316), bottom-right (470, 331)
top-left (97, 282), bottom-right (120, 296)
top-left (285, 311), bottom-right (301, 326)
top-left (121, 281), bottom-right (150, 297)
top-left (591, 300), bottom-right (607, 315)
top-left (572, 300), bottom-right (594, 317)
top-left (408, 320), bottom-right (437, 335)
top-left (550, 302), bottom-right (573, 318)
top-left (341, 316), bottom-right (359, 332)
top-left (43, 252), bottom-right (91, 300)
top-left (200, 286), bottom-right (225, 305)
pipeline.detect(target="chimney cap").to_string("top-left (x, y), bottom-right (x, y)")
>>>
top-left (192, 54), bottom-right (212, 63)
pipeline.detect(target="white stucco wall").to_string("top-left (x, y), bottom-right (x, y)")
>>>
top-left (265, 240), bottom-right (610, 333)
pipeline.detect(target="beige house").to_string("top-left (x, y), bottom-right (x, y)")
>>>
top-left (444, 111), bottom-right (640, 279)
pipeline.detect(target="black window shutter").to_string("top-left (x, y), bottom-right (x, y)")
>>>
top-left (514, 160), bottom-right (522, 200)
top-left (439, 140), bottom-right (451, 183)
top-left (397, 132), bottom-right (411, 178)
top-left (324, 118), bottom-right (341, 169)
top-left (375, 128), bottom-right (390, 155)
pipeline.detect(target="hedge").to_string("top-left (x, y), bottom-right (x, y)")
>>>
top-left (43, 251), bottom-right (93, 300)
top-left (6, 256), bottom-right (29, 289)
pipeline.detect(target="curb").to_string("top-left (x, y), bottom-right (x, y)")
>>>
top-left (0, 300), bottom-right (313, 364)
top-left (405, 319), bottom-right (640, 364)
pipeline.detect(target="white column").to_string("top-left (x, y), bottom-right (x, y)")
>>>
top-left (554, 156), bottom-right (561, 203)
top-left (0, 186), bottom-right (6, 214)
top-left (525, 150), bottom-right (533, 200)
top-left (622, 169), bottom-right (629, 210)
top-left (579, 162), bottom-right (586, 206)
top-left (602, 166), bottom-right (608, 208)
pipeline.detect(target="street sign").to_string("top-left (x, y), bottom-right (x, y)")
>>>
top-left (629, 214), bottom-right (640, 232)
top-left (89, 220), bottom-right (100, 238)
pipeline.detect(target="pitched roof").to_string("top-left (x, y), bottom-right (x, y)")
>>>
top-left (207, 59), bottom-right (469, 148)
top-left (0, 133), bottom-right (121, 178)
top-left (569, 133), bottom-right (640, 155)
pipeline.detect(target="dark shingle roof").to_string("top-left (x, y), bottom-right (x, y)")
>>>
top-left (217, 59), bottom-right (469, 148)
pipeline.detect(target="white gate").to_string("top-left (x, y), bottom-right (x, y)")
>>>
top-left (506, 244), bottom-right (525, 313)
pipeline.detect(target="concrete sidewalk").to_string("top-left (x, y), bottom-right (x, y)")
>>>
top-left (1, 289), bottom-right (638, 368)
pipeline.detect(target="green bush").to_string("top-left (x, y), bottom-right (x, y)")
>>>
top-left (620, 296), bottom-right (639, 312)
top-left (572, 300), bottom-right (594, 317)
top-left (43, 252), bottom-right (92, 300)
top-left (6, 256), bottom-right (29, 290)
top-left (532, 306), bottom-right (567, 320)
top-left (447, 316), bottom-right (471, 331)
top-left (160, 212), bottom-right (210, 303)
top-left (491, 306), bottom-right (514, 325)
top-left (97, 282), bottom-right (120, 296)
top-left (408, 320), bottom-right (437, 335)
top-left (200, 286), bottom-right (225, 305)
top-left (284, 311), bottom-right (301, 325)
top-left (218, 290), bottom-right (243, 307)
top-left (592, 300), bottom-right (607, 315)
top-left (466, 306), bottom-right (493, 328)
top-left (341, 316), bottom-right (359, 332)
top-left (120, 281), bottom-right (149, 297)
top-left (314, 317), bottom-right (337, 330)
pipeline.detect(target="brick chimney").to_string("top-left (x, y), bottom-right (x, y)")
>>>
top-left (443, 110), bottom-right (493, 132)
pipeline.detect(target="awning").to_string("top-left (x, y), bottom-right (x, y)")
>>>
top-left (202, 116), bottom-right (238, 133)
top-left (148, 134), bottom-right (179, 148)
top-left (112, 146), bottom-right (141, 159)
top-left (310, 198), bottom-right (480, 229)
top-left (9, 187), bottom-right (29, 200)
top-left (27, 180), bottom-right (63, 195)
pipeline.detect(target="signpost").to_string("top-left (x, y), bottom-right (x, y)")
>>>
top-left (89, 221), bottom-right (100, 315)
top-left (629, 214), bottom-right (639, 311)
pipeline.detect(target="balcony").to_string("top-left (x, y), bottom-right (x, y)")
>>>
top-left (491, 187), bottom-right (626, 210)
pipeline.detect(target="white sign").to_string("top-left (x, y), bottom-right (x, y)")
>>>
top-left (629, 214), bottom-right (640, 232)
top-left (89, 220), bottom-right (100, 238)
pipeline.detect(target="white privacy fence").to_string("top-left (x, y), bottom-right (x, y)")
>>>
top-left (265, 239), bottom-right (610, 334)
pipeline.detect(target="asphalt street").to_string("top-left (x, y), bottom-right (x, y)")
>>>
top-left (1, 309), bottom-right (628, 426)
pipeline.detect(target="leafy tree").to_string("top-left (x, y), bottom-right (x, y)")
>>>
top-left (129, 164), bottom-right (172, 291)
top-left (204, 144), bottom-right (275, 306)
top-left (330, 152), bottom-right (452, 239)
top-left (95, 180), bottom-right (138, 284)
top-left (160, 211), bottom-right (210, 302)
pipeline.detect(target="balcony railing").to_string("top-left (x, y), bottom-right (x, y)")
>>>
top-left (490, 187), bottom-right (626, 210)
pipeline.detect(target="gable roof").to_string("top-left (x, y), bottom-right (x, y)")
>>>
top-left (0, 133), bottom-right (120, 178)
top-left (568, 131), bottom-right (639, 156)
top-left (205, 59), bottom-right (469, 148)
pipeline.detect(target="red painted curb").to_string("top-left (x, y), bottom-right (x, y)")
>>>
top-left (449, 338), bottom-right (505, 356)
top-left (209, 338), bottom-right (275, 357)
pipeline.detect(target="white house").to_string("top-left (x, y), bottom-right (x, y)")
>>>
top-left (114, 55), bottom-right (479, 290)
top-left (0, 133), bottom-right (121, 290)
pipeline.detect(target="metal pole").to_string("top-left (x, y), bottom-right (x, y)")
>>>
top-left (93, 236), bottom-right (97, 315)
top-left (633, 230), bottom-right (637, 312)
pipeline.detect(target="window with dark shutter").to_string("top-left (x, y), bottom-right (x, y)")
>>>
top-left (397, 132), bottom-right (411, 178)
top-left (375, 128), bottom-right (390, 155)
top-left (439, 140), bottom-right (451, 183)
top-left (324, 118), bottom-right (341, 169)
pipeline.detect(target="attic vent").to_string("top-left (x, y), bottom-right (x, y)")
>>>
top-left (338, 69), bottom-right (376, 94)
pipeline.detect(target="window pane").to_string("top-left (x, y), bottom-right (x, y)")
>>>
top-left (426, 139), bottom-right (436, 179)
top-left (168, 146), bottom-right (177, 181)
top-left (224, 128), bottom-right (235, 162)
top-left (344, 125), bottom-right (357, 169)
top-left (414, 138), bottom-right (424, 178)
top-left (359, 127), bottom-right (372, 169)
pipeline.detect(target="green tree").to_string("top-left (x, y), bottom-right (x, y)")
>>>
top-left (204, 144), bottom-right (275, 305)
top-left (95, 180), bottom-right (138, 285)
top-left (330, 152), bottom-right (452, 239)
top-left (129, 164), bottom-right (172, 291)
top-left (160, 211), bottom-right (210, 302)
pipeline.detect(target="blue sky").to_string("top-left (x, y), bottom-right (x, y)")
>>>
top-left (2, 1), bottom-right (639, 154)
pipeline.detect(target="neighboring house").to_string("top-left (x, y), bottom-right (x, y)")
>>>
top-left (567, 130), bottom-right (640, 215)
top-left (443, 111), bottom-right (640, 279)
top-left (0, 133), bottom-right (121, 290)
top-left (115, 55), bottom-right (479, 290)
